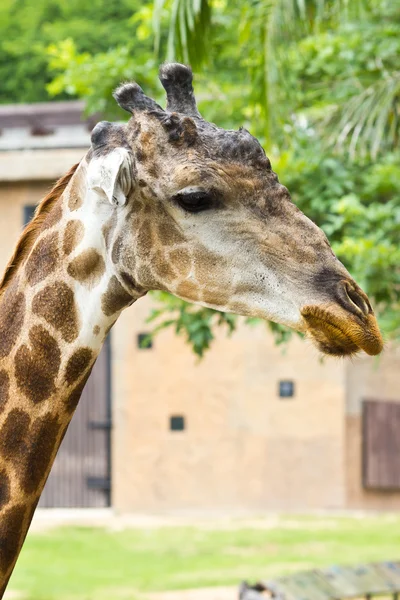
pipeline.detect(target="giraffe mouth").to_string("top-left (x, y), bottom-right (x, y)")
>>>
top-left (301, 306), bottom-right (383, 357)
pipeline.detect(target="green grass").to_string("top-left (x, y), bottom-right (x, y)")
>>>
top-left (9, 514), bottom-right (400, 600)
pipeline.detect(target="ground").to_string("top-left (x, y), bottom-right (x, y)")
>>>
top-left (7, 511), bottom-right (400, 600)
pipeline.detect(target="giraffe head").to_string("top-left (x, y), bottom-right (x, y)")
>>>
top-left (87, 63), bottom-right (383, 357)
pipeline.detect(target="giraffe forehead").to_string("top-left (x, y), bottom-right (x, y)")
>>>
top-left (124, 107), bottom-right (270, 169)
top-left (141, 156), bottom-right (272, 196)
top-left (168, 164), bottom-right (208, 188)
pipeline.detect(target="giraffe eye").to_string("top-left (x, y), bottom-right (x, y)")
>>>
top-left (173, 188), bottom-right (214, 213)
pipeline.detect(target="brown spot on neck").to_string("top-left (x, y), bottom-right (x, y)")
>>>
top-left (0, 371), bottom-right (10, 413)
top-left (25, 232), bottom-right (60, 286)
top-left (63, 220), bottom-right (85, 256)
top-left (32, 282), bottom-right (80, 343)
top-left (0, 503), bottom-right (27, 578)
top-left (21, 413), bottom-right (62, 494)
top-left (120, 271), bottom-right (146, 296)
top-left (0, 408), bottom-right (62, 494)
top-left (14, 326), bottom-right (61, 403)
top-left (0, 470), bottom-right (10, 510)
top-left (65, 376), bottom-right (91, 414)
top-left (0, 409), bottom-right (30, 455)
top-left (64, 347), bottom-right (93, 386)
top-left (101, 276), bottom-right (134, 316)
top-left (0, 282), bottom-right (25, 359)
top-left (67, 249), bottom-right (105, 287)
top-left (41, 201), bottom-right (63, 230)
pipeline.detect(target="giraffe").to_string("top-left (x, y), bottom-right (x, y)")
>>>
top-left (0, 63), bottom-right (383, 593)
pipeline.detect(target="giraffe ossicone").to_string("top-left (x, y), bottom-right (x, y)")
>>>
top-left (0, 62), bottom-right (383, 594)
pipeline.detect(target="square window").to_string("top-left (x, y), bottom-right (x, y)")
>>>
top-left (170, 415), bottom-right (185, 431)
top-left (279, 380), bottom-right (294, 398)
top-left (137, 333), bottom-right (153, 349)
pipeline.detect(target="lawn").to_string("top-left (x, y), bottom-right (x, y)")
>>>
top-left (8, 514), bottom-right (400, 600)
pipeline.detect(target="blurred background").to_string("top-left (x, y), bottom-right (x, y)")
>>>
top-left (1, 0), bottom-right (400, 598)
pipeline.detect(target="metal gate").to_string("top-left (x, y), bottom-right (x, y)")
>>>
top-left (40, 337), bottom-right (111, 507)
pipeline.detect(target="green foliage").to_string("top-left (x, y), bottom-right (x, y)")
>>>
top-left (0, 0), bottom-right (145, 103)
top-left (285, 21), bottom-right (400, 157)
top-left (46, 39), bottom-right (158, 117)
top-left (146, 293), bottom-right (300, 357)
top-left (153, 0), bottom-right (212, 69)
top-left (146, 292), bottom-right (237, 358)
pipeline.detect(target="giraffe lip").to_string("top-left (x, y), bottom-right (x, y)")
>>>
top-left (301, 306), bottom-right (383, 357)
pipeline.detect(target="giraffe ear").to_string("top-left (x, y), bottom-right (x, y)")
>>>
top-left (88, 147), bottom-right (133, 207)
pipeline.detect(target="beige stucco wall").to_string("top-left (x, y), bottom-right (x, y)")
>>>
top-left (345, 345), bottom-right (400, 509)
top-left (112, 296), bottom-right (347, 512)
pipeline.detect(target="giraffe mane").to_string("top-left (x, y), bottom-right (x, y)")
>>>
top-left (0, 163), bottom-right (79, 297)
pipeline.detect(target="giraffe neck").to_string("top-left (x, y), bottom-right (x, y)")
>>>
top-left (0, 160), bottom-right (142, 592)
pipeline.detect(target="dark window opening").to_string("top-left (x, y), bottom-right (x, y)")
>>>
top-left (279, 380), bottom-right (294, 398)
top-left (170, 415), bottom-right (185, 431)
top-left (137, 333), bottom-right (153, 349)
top-left (23, 205), bottom-right (36, 226)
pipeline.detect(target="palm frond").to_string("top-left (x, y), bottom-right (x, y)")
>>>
top-left (325, 73), bottom-right (400, 159)
top-left (153, 0), bottom-right (211, 69)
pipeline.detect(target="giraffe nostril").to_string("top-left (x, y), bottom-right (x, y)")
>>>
top-left (338, 281), bottom-right (371, 317)
top-left (348, 288), bottom-right (369, 314)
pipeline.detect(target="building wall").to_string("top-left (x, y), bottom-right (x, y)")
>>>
top-left (345, 345), bottom-right (400, 509)
top-left (112, 296), bottom-right (347, 512)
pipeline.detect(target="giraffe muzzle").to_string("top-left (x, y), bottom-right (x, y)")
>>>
top-left (301, 281), bottom-right (383, 357)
